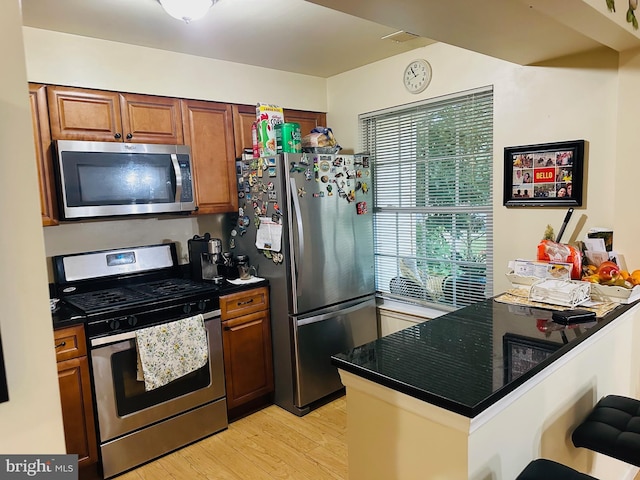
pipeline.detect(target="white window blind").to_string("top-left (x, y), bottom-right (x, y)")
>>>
top-left (360, 86), bottom-right (494, 309)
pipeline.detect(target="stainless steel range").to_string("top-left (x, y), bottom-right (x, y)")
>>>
top-left (53, 243), bottom-right (227, 479)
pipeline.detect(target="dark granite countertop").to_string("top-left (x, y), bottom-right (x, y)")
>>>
top-left (331, 298), bottom-right (638, 418)
top-left (51, 278), bottom-right (270, 329)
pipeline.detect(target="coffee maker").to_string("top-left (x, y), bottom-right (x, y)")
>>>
top-left (188, 234), bottom-right (223, 282)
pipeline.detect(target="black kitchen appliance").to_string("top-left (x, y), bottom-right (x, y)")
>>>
top-left (188, 233), bottom-right (224, 282)
top-left (53, 243), bottom-right (228, 478)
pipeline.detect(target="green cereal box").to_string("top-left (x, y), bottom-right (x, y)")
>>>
top-left (256, 103), bottom-right (284, 157)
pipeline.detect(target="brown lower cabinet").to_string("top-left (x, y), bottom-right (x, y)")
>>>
top-left (54, 325), bottom-right (98, 478)
top-left (220, 286), bottom-right (274, 418)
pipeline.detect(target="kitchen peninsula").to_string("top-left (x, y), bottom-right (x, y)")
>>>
top-left (332, 299), bottom-right (640, 480)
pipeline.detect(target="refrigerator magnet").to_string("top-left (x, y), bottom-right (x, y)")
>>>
top-left (290, 162), bottom-right (306, 173)
top-left (297, 187), bottom-right (306, 197)
top-left (305, 169), bottom-right (312, 181)
top-left (357, 201), bottom-right (368, 214)
top-left (268, 167), bottom-right (277, 177)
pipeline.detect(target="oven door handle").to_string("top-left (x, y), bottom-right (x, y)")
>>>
top-left (90, 309), bottom-right (221, 347)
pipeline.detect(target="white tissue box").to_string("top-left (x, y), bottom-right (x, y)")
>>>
top-left (529, 279), bottom-right (591, 307)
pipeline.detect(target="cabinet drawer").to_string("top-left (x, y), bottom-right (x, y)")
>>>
top-left (220, 287), bottom-right (269, 319)
top-left (54, 325), bottom-right (87, 362)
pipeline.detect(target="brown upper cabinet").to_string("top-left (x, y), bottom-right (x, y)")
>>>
top-left (232, 105), bottom-right (327, 158)
top-left (182, 99), bottom-right (237, 214)
top-left (283, 108), bottom-right (327, 138)
top-left (29, 83), bottom-right (58, 226)
top-left (47, 86), bottom-right (184, 144)
top-left (231, 104), bottom-right (258, 159)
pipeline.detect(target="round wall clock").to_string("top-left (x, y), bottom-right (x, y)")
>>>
top-left (403, 59), bottom-right (432, 94)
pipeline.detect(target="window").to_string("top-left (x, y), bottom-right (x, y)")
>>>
top-left (360, 87), bottom-right (494, 309)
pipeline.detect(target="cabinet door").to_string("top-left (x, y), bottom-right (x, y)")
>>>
top-left (181, 99), bottom-right (237, 214)
top-left (120, 93), bottom-right (184, 144)
top-left (222, 310), bottom-right (274, 410)
top-left (47, 86), bottom-right (123, 142)
top-left (57, 356), bottom-right (98, 470)
top-left (283, 109), bottom-right (327, 137)
top-left (232, 104), bottom-right (257, 159)
top-left (29, 84), bottom-right (58, 226)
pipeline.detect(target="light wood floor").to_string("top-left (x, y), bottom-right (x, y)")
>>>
top-left (117, 396), bottom-right (347, 480)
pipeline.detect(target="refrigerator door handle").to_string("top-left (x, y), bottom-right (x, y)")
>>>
top-left (290, 177), bottom-right (304, 297)
top-left (296, 298), bottom-right (376, 327)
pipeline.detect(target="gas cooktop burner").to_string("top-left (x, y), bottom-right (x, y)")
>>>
top-left (64, 278), bottom-right (219, 314)
top-left (134, 278), bottom-right (217, 297)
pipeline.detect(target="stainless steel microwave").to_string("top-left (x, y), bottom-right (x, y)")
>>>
top-left (55, 140), bottom-right (196, 219)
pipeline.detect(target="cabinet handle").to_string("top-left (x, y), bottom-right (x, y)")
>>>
top-left (126, 133), bottom-right (133, 139)
top-left (237, 299), bottom-right (254, 306)
top-left (224, 320), bottom-right (261, 331)
top-left (114, 133), bottom-right (122, 139)
top-left (55, 341), bottom-right (66, 349)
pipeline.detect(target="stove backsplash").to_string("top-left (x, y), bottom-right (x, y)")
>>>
top-left (43, 213), bottom-right (229, 283)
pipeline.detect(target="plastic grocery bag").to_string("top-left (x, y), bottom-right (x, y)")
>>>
top-left (537, 240), bottom-right (582, 279)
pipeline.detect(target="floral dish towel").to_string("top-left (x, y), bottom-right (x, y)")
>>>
top-left (135, 314), bottom-right (209, 391)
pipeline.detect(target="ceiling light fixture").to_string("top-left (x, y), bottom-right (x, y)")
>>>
top-left (158, 0), bottom-right (215, 24)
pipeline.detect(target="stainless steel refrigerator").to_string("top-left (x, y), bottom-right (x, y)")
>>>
top-left (231, 152), bottom-right (376, 416)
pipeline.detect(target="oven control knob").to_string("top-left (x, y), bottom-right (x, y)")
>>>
top-left (197, 300), bottom-right (207, 311)
top-left (183, 303), bottom-right (192, 314)
top-left (109, 319), bottom-right (120, 331)
top-left (127, 315), bottom-right (138, 327)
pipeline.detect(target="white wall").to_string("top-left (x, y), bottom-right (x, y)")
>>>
top-left (0, 1), bottom-right (65, 453)
top-left (23, 27), bottom-right (327, 111)
top-left (327, 43), bottom-right (621, 294)
top-left (613, 47), bottom-right (640, 278)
